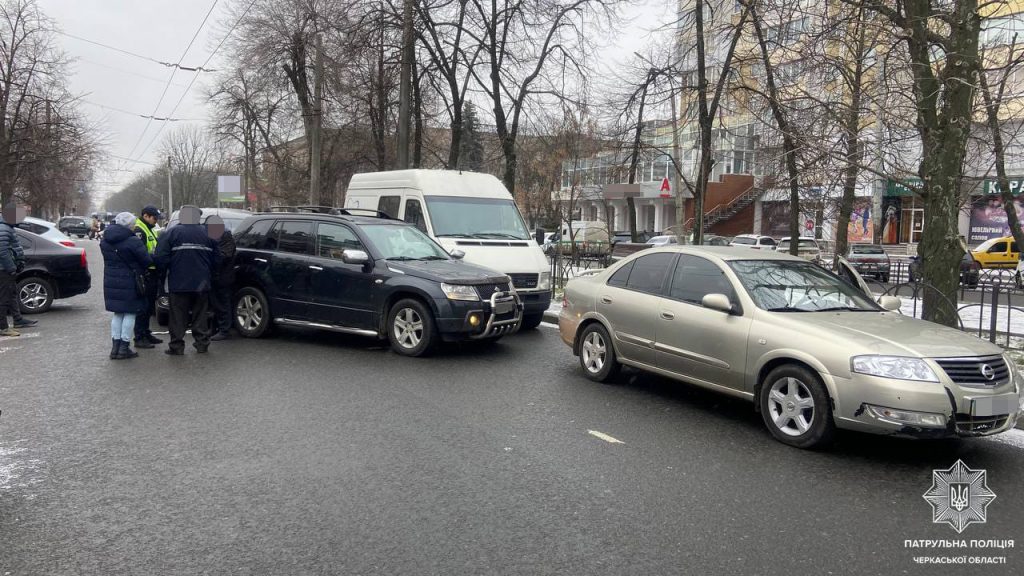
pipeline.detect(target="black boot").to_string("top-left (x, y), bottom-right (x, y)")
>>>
top-left (145, 333), bottom-right (164, 344)
top-left (110, 338), bottom-right (121, 359)
top-left (121, 340), bottom-right (138, 359)
top-left (134, 337), bottom-right (154, 349)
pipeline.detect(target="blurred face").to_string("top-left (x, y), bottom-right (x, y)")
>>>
top-left (180, 205), bottom-right (201, 225)
top-left (206, 215), bottom-right (225, 241)
top-left (3, 202), bottom-right (25, 224)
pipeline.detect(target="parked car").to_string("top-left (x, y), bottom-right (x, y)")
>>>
top-left (646, 235), bottom-right (679, 247)
top-left (558, 246), bottom-right (1022, 448)
top-left (57, 216), bottom-right (91, 238)
top-left (970, 236), bottom-right (1019, 269)
top-left (775, 237), bottom-right (821, 262)
top-left (166, 207), bottom-right (250, 232)
top-left (345, 170), bottom-right (549, 330)
top-left (541, 232), bottom-right (559, 254)
top-left (845, 244), bottom-right (891, 282)
top-left (730, 234), bottom-right (776, 250)
top-left (908, 252), bottom-right (982, 289)
top-left (15, 217), bottom-right (76, 247)
top-left (13, 229), bottom-right (91, 314)
top-left (704, 234), bottom-right (732, 246)
top-left (229, 211), bottom-right (523, 356)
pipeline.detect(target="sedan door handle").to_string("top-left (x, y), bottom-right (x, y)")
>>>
top-left (309, 265), bottom-right (324, 271)
top-left (254, 258), bottom-right (268, 263)
top-left (600, 296), bottom-right (613, 304)
top-left (660, 311), bottom-right (675, 320)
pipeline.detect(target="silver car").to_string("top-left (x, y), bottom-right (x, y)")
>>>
top-left (558, 246), bottom-right (1023, 448)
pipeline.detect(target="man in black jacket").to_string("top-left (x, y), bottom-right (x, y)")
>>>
top-left (207, 215), bottom-right (236, 341)
top-left (153, 205), bottom-right (219, 355)
top-left (0, 208), bottom-right (22, 337)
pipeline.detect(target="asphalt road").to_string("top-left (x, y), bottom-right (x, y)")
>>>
top-left (1, 241), bottom-right (1022, 575)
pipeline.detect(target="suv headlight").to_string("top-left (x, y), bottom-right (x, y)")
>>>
top-left (851, 355), bottom-right (939, 382)
top-left (440, 283), bottom-right (480, 301)
top-left (537, 271), bottom-right (551, 291)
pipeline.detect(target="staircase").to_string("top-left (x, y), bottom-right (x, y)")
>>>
top-left (684, 185), bottom-right (760, 233)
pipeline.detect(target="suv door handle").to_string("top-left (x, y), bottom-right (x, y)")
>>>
top-left (600, 296), bottom-right (613, 304)
top-left (660, 311), bottom-right (675, 320)
top-left (254, 258), bottom-right (268, 263)
top-left (309, 265), bottom-right (324, 271)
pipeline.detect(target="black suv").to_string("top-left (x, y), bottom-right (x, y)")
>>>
top-left (231, 211), bottom-right (523, 356)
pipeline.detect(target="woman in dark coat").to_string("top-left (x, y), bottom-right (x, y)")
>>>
top-left (100, 212), bottom-right (152, 359)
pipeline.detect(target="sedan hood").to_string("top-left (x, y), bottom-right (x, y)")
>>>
top-left (384, 259), bottom-right (509, 285)
top-left (785, 311), bottom-right (1005, 358)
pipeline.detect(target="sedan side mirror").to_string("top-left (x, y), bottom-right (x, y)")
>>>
top-left (878, 295), bottom-right (902, 311)
top-left (450, 249), bottom-right (466, 260)
top-left (342, 249), bottom-right (370, 265)
top-left (702, 293), bottom-right (734, 314)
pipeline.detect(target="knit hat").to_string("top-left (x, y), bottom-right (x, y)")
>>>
top-left (115, 212), bottom-right (136, 227)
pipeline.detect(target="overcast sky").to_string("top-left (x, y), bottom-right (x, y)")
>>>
top-left (38, 0), bottom-right (673, 207)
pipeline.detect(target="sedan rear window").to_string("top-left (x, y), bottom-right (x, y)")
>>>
top-left (624, 253), bottom-right (675, 295)
top-left (732, 237), bottom-right (754, 245)
top-left (850, 244), bottom-right (884, 254)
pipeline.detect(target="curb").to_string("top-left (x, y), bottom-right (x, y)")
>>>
top-left (542, 310), bottom-right (559, 325)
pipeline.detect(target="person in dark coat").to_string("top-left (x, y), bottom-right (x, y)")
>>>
top-left (0, 210), bottom-right (24, 337)
top-left (100, 212), bottom-right (153, 360)
top-left (207, 216), bottom-right (236, 341)
top-left (154, 205), bottom-right (219, 355)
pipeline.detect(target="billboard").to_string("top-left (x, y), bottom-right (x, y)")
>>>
top-left (880, 197), bottom-right (901, 244)
top-left (969, 196), bottom-right (1024, 243)
top-left (847, 198), bottom-right (873, 243)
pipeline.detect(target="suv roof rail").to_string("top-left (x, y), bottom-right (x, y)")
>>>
top-left (268, 205), bottom-right (339, 214)
top-left (334, 208), bottom-right (395, 219)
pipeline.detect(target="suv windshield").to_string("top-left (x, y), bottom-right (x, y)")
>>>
top-left (361, 224), bottom-right (451, 260)
top-left (425, 196), bottom-right (530, 240)
top-left (729, 260), bottom-right (879, 312)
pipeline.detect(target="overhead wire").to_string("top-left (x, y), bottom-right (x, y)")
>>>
top-left (55, 30), bottom-right (218, 72)
top-left (130, 0), bottom-right (259, 165)
top-left (122, 0), bottom-right (222, 162)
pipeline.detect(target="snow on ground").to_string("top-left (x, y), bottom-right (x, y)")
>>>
top-left (0, 442), bottom-right (43, 498)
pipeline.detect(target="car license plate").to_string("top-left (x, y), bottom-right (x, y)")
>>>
top-left (494, 300), bottom-right (514, 315)
top-left (970, 394), bottom-right (1018, 417)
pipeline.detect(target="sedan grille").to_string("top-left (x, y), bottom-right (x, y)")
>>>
top-left (507, 273), bottom-right (538, 290)
top-left (933, 355), bottom-right (1009, 388)
top-left (474, 282), bottom-right (513, 299)
top-left (954, 414), bottom-right (1009, 435)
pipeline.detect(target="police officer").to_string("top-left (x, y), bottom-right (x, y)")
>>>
top-left (154, 205), bottom-right (219, 355)
top-left (132, 205), bottom-right (163, 348)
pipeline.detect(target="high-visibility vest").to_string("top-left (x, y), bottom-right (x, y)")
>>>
top-left (136, 219), bottom-right (157, 269)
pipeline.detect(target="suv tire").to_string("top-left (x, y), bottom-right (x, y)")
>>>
top-left (387, 298), bottom-right (437, 357)
top-left (234, 287), bottom-right (271, 338)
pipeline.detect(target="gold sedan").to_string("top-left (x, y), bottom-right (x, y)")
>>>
top-left (559, 246), bottom-right (1023, 449)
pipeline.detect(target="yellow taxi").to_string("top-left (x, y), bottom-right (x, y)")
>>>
top-left (971, 236), bottom-right (1020, 268)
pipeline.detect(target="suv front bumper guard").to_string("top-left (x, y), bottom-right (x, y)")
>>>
top-left (470, 291), bottom-right (523, 339)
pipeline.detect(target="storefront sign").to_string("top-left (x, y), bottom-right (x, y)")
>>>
top-left (886, 178), bottom-right (921, 197)
top-left (969, 196), bottom-right (1024, 243)
top-left (983, 178), bottom-right (1024, 195)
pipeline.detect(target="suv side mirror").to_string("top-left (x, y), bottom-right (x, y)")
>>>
top-left (450, 249), bottom-right (466, 259)
top-left (702, 293), bottom-right (734, 314)
top-left (342, 249), bottom-right (369, 265)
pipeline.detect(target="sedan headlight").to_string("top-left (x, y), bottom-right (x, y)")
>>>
top-left (851, 355), bottom-right (939, 382)
top-left (537, 271), bottom-right (551, 291)
top-left (440, 283), bottom-right (480, 301)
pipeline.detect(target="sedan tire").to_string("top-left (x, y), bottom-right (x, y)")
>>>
top-left (18, 276), bottom-right (54, 314)
top-left (234, 287), bottom-right (271, 338)
top-left (759, 364), bottom-right (835, 449)
top-left (578, 323), bottom-right (620, 383)
top-left (387, 298), bottom-right (437, 357)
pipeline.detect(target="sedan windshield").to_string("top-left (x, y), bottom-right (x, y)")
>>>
top-left (425, 196), bottom-right (530, 240)
top-left (729, 260), bottom-right (880, 312)
top-left (361, 224), bottom-right (451, 260)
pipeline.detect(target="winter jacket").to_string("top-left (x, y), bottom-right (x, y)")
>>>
top-left (100, 223), bottom-right (152, 313)
top-left (211, 229), bottom-right (236, 286)
top-left (0, 215), bottom-right (23, 274)
top-left (154, 223), bottom-right (219, 293)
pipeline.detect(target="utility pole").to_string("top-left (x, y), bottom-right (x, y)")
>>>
top-left (310, 33), bottom-right (324, 206)
top-left (397, 0), bottom-right (414, 169)
top-left (669, 76), bottom-right (684, 242)
top-left (167, 156), bottom-right (173, 213)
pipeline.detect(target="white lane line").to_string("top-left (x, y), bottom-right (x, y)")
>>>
top-left (588, 430), bottom-right (625, 444)
top-left (539, 322), bottom-right (559, 329)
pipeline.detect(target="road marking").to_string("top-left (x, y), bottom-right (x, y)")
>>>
top-left (587, 430), bottom-right (625, 444)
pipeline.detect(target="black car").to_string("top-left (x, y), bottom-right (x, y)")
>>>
top-left (57, 216), bottom-right (91, 238)
top-left (907, 252), bottom-right (981, 289)
top-left (227, 211), bottom-right (523, 356)
top-left (13, 229), bottom-right (91, 313)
